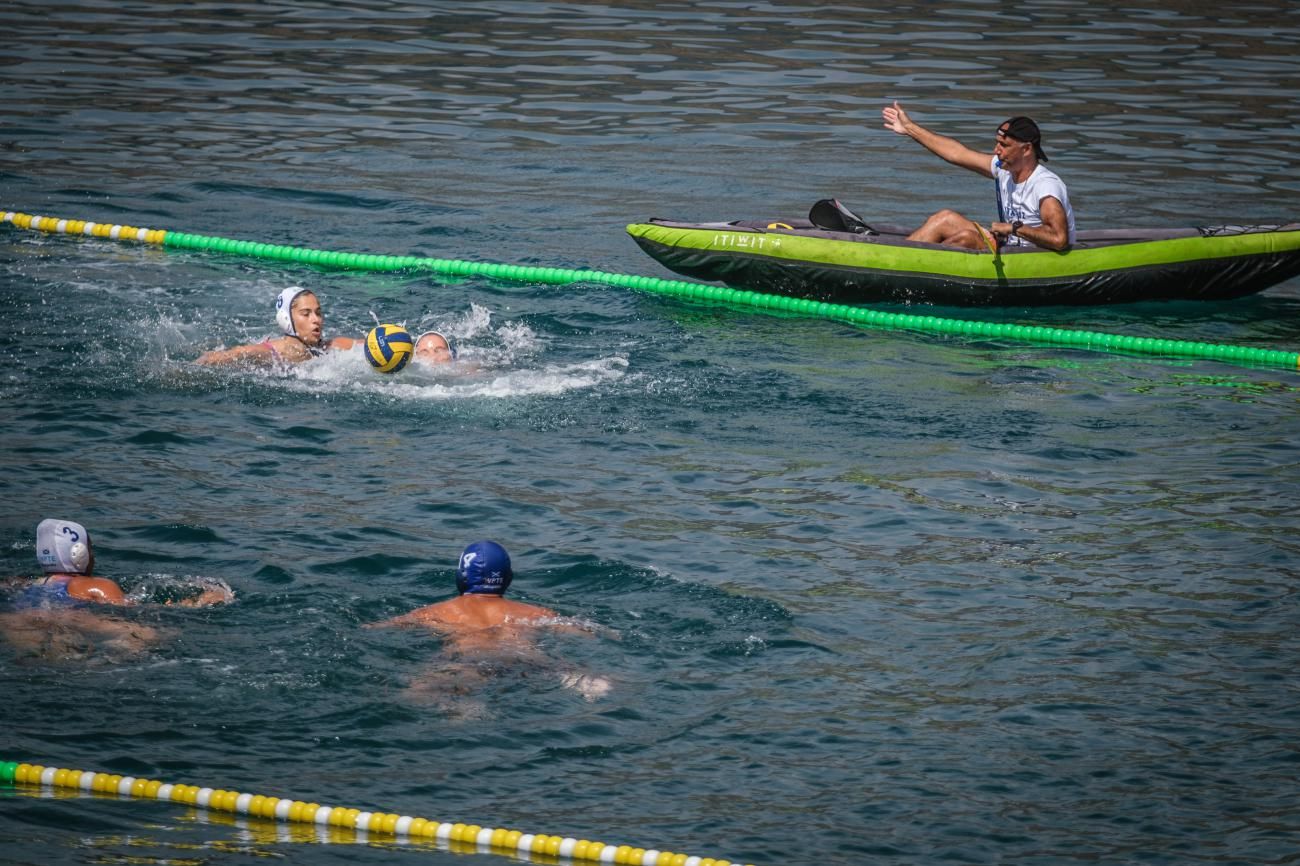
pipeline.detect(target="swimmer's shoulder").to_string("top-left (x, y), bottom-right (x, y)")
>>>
top-left (65, 575), bottom-right (127, 604)
top-left (374, 599), bottom-right (462, 628)
top-left (325, 335), bottom-right (358, 351)
top-left (499, 598), bottom-right (560, 621)
top-left (199, 337), bottom-right (292, 367)
top-left (268, 335), bottom-right (313, 362)
top-left (437, 596), bottom-right (538, 629)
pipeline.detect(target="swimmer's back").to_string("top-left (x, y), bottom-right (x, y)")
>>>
top-left (405, 595), bottom-right (557, 629)
top-left (431, 598), bottom-right (553, 624)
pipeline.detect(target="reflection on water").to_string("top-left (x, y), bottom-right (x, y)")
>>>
top-left (5, 2), bottom-right (1298, 218)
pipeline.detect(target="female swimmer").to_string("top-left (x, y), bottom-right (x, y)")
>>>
top-left (1, 519), bottom-right (232, 662)
top-left (197, 287), bottom-right (358, 367)
top-left (414, 331), bottom-right (457, 366)
top-left (10, 518), bottom-right (233, 609)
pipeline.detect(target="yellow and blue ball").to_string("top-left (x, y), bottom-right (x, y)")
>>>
top-left (364, 324), bottom-right (413, 373)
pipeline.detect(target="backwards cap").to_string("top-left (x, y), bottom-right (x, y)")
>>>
top-left (36, 518), bottom-right (93, 575)
top-left (456, 540), bottom-right (513, 595)
top-left (275, 287), bottom-right (312, 336)
top-left (998, 116), bottom-right (1048, 162)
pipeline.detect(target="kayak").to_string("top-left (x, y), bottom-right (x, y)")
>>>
top-left (626, 202), bottom-right (1300, 306)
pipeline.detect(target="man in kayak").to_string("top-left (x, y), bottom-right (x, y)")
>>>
top-left (882, 101), bottom-right (1075, 251)
top-left (197, 287), bottom-right (358, 366)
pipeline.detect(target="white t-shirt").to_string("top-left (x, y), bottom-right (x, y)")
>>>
top-left (992, 157), bottom-right (1076, 247)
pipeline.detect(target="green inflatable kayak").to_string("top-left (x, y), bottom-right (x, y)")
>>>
top-left (627, 205), bottom-right (1300, 306)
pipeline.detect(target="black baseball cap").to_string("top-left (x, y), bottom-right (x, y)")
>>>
top-left (997, 116), bottom-right (1047, 161)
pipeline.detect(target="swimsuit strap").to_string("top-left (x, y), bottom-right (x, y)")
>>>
top-left (289, 334), bottom-right (326, 357)
top-left (264, 335), bottom-right (325, 361)
top-left (12, 575), bottom-right (77, 610)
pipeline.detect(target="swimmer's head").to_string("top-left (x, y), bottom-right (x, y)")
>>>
top-left (275, 287), bottom-right (323, 345)
top-left (36, 518), bottom-right (94, 575)
top-left (415, 331), bottom-right (457, 365)
top-left (456, 540), bottom-right (512, 595)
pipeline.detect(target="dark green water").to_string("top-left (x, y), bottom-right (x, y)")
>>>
top-left (2, 3), bottom-right (1299, 865)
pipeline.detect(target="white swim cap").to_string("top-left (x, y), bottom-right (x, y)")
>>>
top-left (416, 330), bottom-right (458, 361)
top-left (275, 287), bottom-right (312, 336)
top-left (36, 518), bottom-right (93, 575)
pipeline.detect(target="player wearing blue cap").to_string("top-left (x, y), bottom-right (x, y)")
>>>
top-left (370, 540), bottom-right (612, 706)
top-left (375, 540), bottom-right (556, 634)
top-left (197, 287), bottom-right (359, 367)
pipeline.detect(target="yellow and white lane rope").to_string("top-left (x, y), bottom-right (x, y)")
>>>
top-left (1, 760), bottom-right (753, 866)
top-left (2, 211), bottom-right (167, 244)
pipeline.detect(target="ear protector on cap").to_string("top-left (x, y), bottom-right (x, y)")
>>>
top-left (275, 287), bottom-right (311, 336)
top-left (36, 518), bottom-right (93, 575)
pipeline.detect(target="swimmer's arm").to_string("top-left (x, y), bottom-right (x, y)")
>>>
top-left (326, 336), bottom-right (359, 351)
top-left (196, 342), bottom-right (276, 366)
top-left (536, 617), bottom-right (621, 640)
top-left (76, 611), bottom-right (161, 644)
top-left (10, 609), bottom-right (161, 645)
top-left (195, 340), bottom-right (269, 364)
top-left (197, 337), bottom-right (310, 366)
top-left (366, 609), bottom-right (452, 630)
top-left (165, 585), bottom-right (235, 607)
top-left (67, 576), bottom-right (129, 605)
top-left (545, 621), bottom-right (595, 636)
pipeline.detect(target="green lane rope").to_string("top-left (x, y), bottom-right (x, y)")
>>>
top-left (4, 209), bottom-right (1297, 372)
top-left (1, 760), bottom-right (751, 866)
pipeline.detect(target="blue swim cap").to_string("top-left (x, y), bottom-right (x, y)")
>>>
top-left (457, 540), bottom-right (512, 595)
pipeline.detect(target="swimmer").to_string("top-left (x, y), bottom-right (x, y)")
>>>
top-left (370, 540), bottom-right (613, 709)
top-left (21, 518), bottom-right (122, 605)
top-left (196, 287), bottom-right (358, 367)
top-left (414, 331), bottom-right (456, 366)
top-left (1, 519), bottom-right (233, 662)
top-left (12, 519), bottom-right (232, 608)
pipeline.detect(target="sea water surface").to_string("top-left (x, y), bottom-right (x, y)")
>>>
top-left (1, 3), bottom-right (1299, 865)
